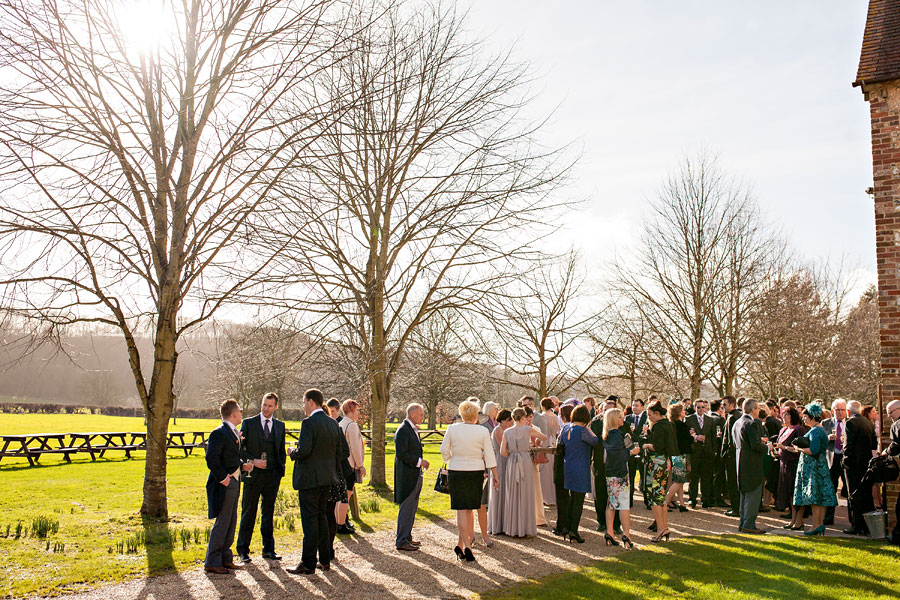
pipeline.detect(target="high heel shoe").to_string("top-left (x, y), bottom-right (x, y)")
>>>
top-left (651, 529), bottom-right (671, 543)
top-left (453, 546), bottom-right (464, 561)
top-left (789, 525), bottom-right (805, 531)
top-left (678, 504), bottom-right (689, 513)
top-left (463, 547), bottom-right (476, 562)
top-left (621, 534), bottom-right (634, 549)
top-left (803, 525), bottom-right (826, 536)
top-left (567, 532), bottom-right (586, 544)
top-left (604, 533), bottom-right (619, 547)
top-left (483, 538), bottom-right (494, 548)
top-left (648, 521), bottom-right (658, 532)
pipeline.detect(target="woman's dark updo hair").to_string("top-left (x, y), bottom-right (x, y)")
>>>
top-left (560, 404), bottom-right (574, 422)
top-left (648, 400), bottom-right (667, 417)
top-left (524, 406), bottom-right (534, 417)
top-left (497, 409), bottom-right (512, 423)
top-left (571, 405), bottom-right (590, 424)
top-left (784, 407), bottom-right (801, 427)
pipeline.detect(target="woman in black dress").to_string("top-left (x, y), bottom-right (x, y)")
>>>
top-left (665, 403), bottom-right (692, 512)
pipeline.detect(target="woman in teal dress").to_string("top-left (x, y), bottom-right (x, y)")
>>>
top-left (792, 402), bottom-right (837, 535)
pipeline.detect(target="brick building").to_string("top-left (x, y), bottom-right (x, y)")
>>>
top-left (853, 0), bottom-right (900, 528)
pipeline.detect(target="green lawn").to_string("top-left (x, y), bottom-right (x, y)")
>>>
top-left (482, 535), bottom-right (900, 600)
top-left (0, 414), bottom-right (452, 598)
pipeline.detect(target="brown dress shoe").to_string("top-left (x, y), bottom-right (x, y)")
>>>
top-left (741, 527), bottom-right (767, 535)
top-left (409, 540), bottom-right (421, 547)
top-left (397, 543), bottom-right (419, 551)
top-left (317, 562), bottom-right (331, 571)
top-left (286, 564), bottom-right (316, 575)
top-left (205, 566), bottom-right (231, 575)
top-left (223, 563), bottom-right (242, 570)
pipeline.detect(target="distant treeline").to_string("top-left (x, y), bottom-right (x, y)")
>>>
top-left (0, 402), bottom-right (309, 421)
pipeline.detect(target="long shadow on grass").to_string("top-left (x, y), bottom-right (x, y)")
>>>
top-left (132, 518), bottom-right (193, 600)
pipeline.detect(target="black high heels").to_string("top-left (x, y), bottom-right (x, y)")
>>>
top-left (621, 534), bottom-right (634, 549)
top-left (453, 546), bottom-right (464, 561)
top-left (463, 547), bottom-right (476, 562)
top-left (652, 529), bottom-right (671, 543)
top-left (604, 533), bottom-right (619, 547)
top-left (648, 521), bottom-right (658, 532)
top-left (568, 532), bottom-right (586, 544)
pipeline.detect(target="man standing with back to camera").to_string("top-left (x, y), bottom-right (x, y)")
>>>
top-left (236, 392), bottom-right (287, 563)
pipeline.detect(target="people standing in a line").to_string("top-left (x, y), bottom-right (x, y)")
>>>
top-left (841, 400), bottom-right (878, 535)
top-left (560, 404), bottom-right (599, 543)
top-left (822, 398), bottom-right (849, 525)
top-left (236, 392), bottom-right (286, 563)
top-left (440, 399), bottom-right (499, 563)
top-left (880, 399), bottom-right (900, 545)
top-left (625, 398), bottom-right (649, 510)
top-left (337, 400), bottom-right (366, 535)
top-left (686, 399), bottom-right (715, 509)
top-left (204, 399), bottom-right (254, 575)
top-left (488, 409), bottom-right (513, 535)
top-left (642, 400), bottom-right (676, 542)
top-left (552, 404), bottom-right (574, 537)
top-left (720, 396), bottom-right (743, 517)
top-left (539, 397), bottom-right (560, 506)
top-left (602, 407), bottom-right (640, 548)
top-left (665, 403), bottom-right (692, 512)
top-left (395, 403), bottom-right (429, 552)
top-left (774, 407), bottom-right (807, 529)
top-left (793, 402), bottom-right (838, 536)
top-left (286, 389), bottom-right (342, 575)
top-left (733, 398), bottom-right (768, 534)
top-left (500, 407), bottom-right (547, 538)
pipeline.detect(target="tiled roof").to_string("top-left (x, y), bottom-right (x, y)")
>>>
top-left (854, 0), bottom-right (900, 87)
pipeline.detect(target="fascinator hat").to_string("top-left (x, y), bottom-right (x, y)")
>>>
top-left (804, 401), bottom-right (824, 421)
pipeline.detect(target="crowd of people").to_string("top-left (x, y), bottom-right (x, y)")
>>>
top-left (201, 388), bottom-right (900, 575)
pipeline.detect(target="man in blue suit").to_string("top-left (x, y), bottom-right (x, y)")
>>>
top-left (205, 399), bottom-right (254, 574)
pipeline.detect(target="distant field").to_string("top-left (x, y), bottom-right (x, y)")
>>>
top-left (0, 413), bottom-right (452, 598)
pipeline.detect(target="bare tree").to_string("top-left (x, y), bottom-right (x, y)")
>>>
top-left (483, 252), bottom-right (603, 399)
top-left (78, 369), bottom-right (120, 406)
top-left (258, 1), bottom-right (573, 485)
top-left (591, 299), bottom-right (663, 402)
top-left (830, 286), bottom-right (880, 402)
top-left (0, 0), bottom-right (344, 518)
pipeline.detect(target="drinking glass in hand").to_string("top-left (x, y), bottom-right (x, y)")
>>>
top-left (261, 451), bottom-right (267, 469)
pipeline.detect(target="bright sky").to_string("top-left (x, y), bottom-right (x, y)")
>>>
top-left (466, 0), bottom-right (875, 294)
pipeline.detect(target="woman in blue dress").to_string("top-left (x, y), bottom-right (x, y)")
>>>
top-left (792, 402), bottom-right (837, 535)
top-left (560, 404), bottom-right (600, 543)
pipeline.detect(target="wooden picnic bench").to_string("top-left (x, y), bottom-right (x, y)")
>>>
top-left (0, 433), bottom-right (77, 466)
top-left (359, 429), bottom-right (445, 447)
top-left (68, 432), bottom-right (137, 460)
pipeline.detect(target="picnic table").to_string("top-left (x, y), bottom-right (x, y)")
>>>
top-left (68, 432), bottom-right (137, 460)
top-left (128, 431), bottom-right (209, 456)
top-left (360, 429), bottom-right (445, 446)
top-left (0, 433), bottom-right (76, 466)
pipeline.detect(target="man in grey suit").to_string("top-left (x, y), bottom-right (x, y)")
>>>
top-left (732, 398), bottom-right (768, 534)
top-left (822, 398), bottom-right (848, 525)
top-left (686, 399), bottom-right (715, 508)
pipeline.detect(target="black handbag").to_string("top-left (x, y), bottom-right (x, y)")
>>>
top-left (434, 464), bottom-right (450, 494)
top-left (791, 436), bottom-right (810, 449)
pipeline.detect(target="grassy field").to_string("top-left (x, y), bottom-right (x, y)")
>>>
top-left (482, 535), bottom-right (900, 600)
top-left (0, 414), bottom-right (452, 598)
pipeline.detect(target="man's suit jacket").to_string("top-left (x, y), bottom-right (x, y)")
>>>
top-left (240, 414), bottom-right (287, 478)
top-left (709, 412), bottom-right (725, 456)
top-left (394, 420), bottom-right (423, 503)
top-left (290, 411), bottom-right (341, 491)
top-left (721, 409), bottom-right (742, 458)
top-left (205, 423), bottom-right (245, 519)
top-left (842, 414), bottom-right (877, 472)
top-left (822, 417), bottom-right (846, 469)
top-left (625, 411), bottom-right (649, 444)
top-left (685, 412), bottom-right (716, 457)
top-left (733, 414), bottom-right (766, 493)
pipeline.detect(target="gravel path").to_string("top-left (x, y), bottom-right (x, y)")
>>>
top-left (35, 499), bottom-right (855, 600)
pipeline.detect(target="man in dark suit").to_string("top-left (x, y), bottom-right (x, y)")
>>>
top-left (842, 400), bottom-right (878, 535)
top-left (286, 389), bottom-right (342, 575)
top-left (822, 399), bottom-right (849, 525)
top-left (205, 399), bottom-right (254, 575)
top-left (236, 392), bottom-right (287, 563)
top-left (720, 396), bottom-right (742, 516)
top-left (625, 398), bottom-right (649, 510)
top-left (708, 399), bottom-right (727, 506)
top-left (395, 403), bottom-right (429, 551)
top-left (686, 399), bottom-right (715, 508)
top-left (733, 398), bottom-right (768, 534)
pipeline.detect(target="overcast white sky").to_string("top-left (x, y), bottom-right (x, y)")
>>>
top-left (465, 0), bottom-right (875, 293)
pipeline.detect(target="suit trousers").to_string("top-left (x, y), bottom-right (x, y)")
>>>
top-left (844, 463), bottom-right (874, 532)
top-left (739, 483), bottom-right (763, 531)
top-left (555, 484), bottom-right (571, 533)
top-left (396, 474), bottom-right (423, 548)
top-left (326, 499), bottom-right (337, 563)
top-left (712, 454), bottom-right (726, 503)
top-left (725, 453), bottom-right (741, 513)
top-left (236, 469), bottom-right (281, 554)
top-left (298, 486), bottom-right (331, 569)
top-left (206, 478), bottom-right (240, 567)
top-left (825, 456), bottom-right (847, 523)
top-left (567, 491), bottom-right (586, 535)
top-left (628, 457), bottom-right (646, 508)
top-left (688, 453), bottom-right (714, 506)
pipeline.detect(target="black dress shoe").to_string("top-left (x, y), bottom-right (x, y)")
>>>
top-left (336, 524), bottom-right (354, 535)
top-left (842, 528), bottom-right (867, 535)
top-left (238, 552), bottom-right (251, 563)
top-left (262, 552), bottom-right (282, 560)
top-left (317, 562), bottom-right (331, 571)
top-left (724, 510), bottom-right (737, 517)
top-left (287, 565), bottom-right (316, 575)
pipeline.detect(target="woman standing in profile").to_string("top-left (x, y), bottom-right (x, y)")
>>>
top-left (560, 405), bottom-right (600, 543)
top-left (793, 402), bottom-right (837, 535)
top-left (665, 403), bottom-right (692, 512)
top-left (488, 409), bottom-right (514, 536)
top-left (500, 408), bottom-right (547, 537)
top-left (642, 400), bottom-right (677, 542)
top-left (440, 399), bottom-right (499, 562)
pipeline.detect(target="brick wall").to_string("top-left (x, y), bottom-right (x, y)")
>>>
top-left (865, 81), bottom-right (900, 528)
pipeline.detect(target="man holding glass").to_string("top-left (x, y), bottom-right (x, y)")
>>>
top-left (236, 392), bottom-right (287, 563)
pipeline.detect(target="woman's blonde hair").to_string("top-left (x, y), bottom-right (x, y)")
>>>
top-left (459, 399), bottom-right (480, 422)
top-left (602, 407), bottom-right (624, 440)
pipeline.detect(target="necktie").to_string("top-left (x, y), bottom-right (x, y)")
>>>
top-left (264, 419), bottom-right (271, 439)
top-left (835, 420), bottom-right (842, 452)
top-left (699, 415), bottom-right (704, 430)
